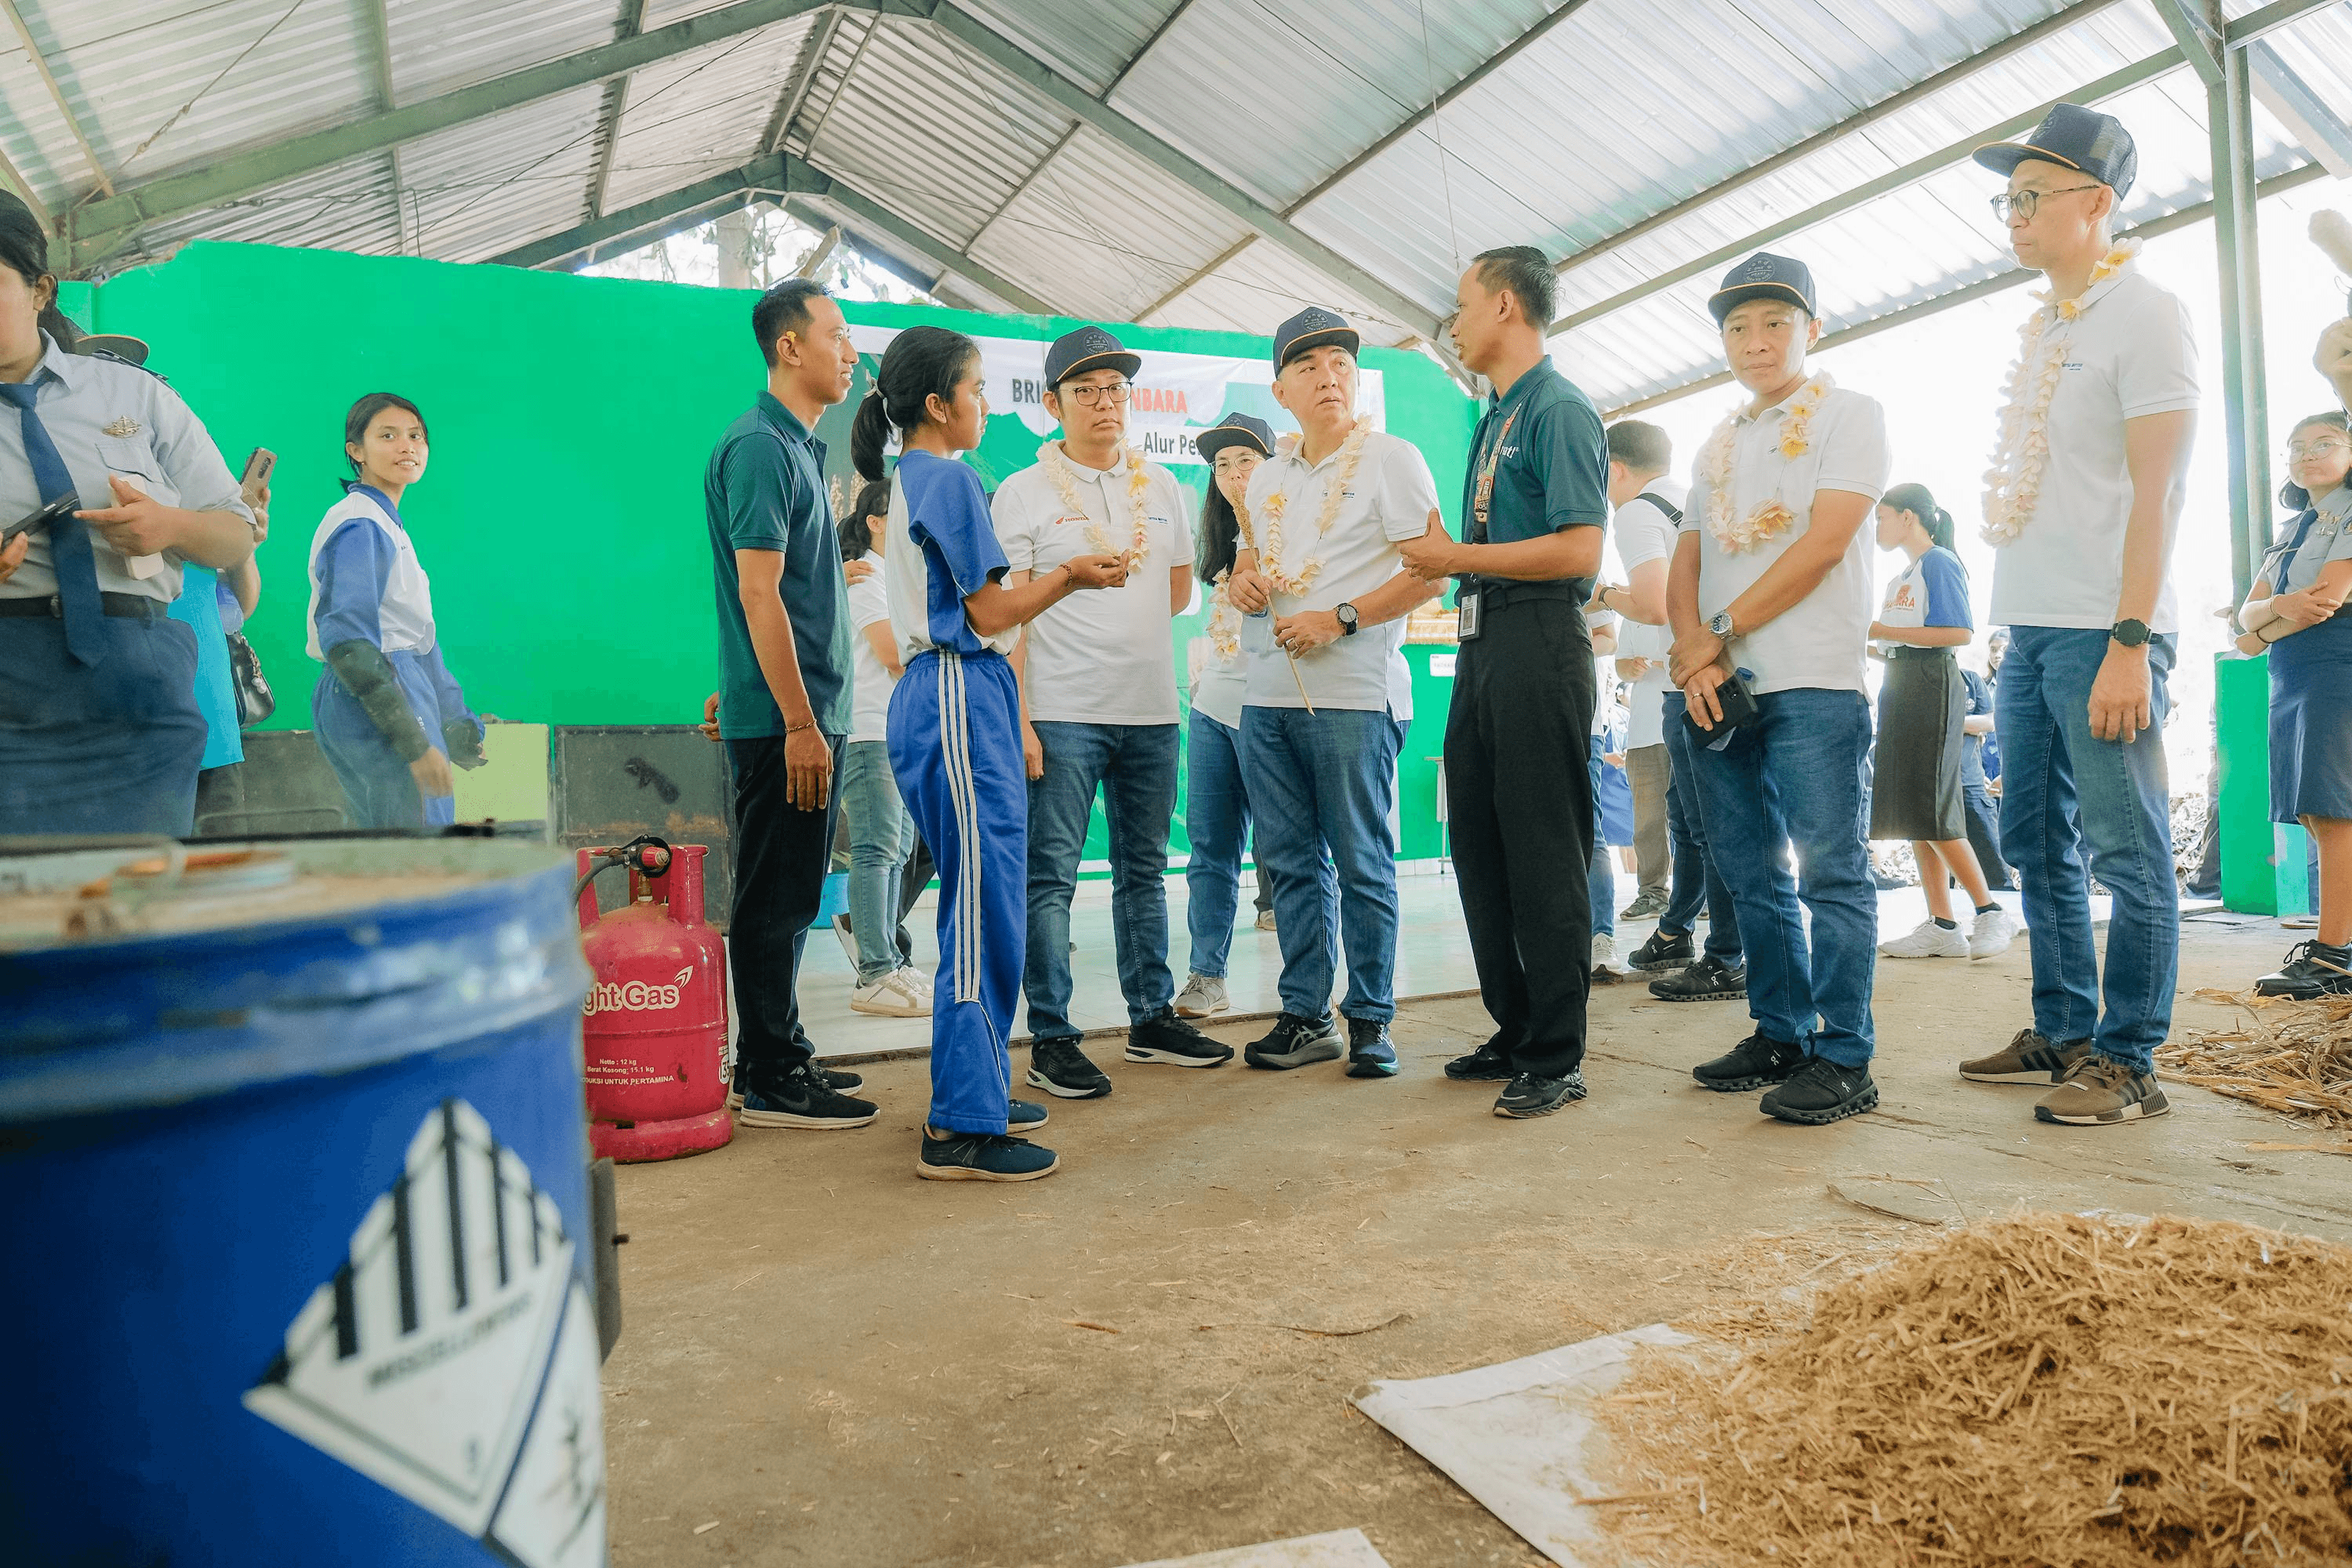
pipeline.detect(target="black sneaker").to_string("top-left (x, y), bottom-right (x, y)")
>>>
top-left (1494, 1070), bottom-right (1586, 1118)
top-left (1627, 927), bottom-right (1695, 971)
top-left (1649, 954), bottom-right (1745, 1002)
top-left (730, 1059), bottom-right (862, 1109)
top-left (1691, 1033), bottom-right (1805, 1093)
top-left (1025, 1038), bottom-right (1112, 1099)
top-left (1345, 1018), bottom-right (1398, 1078)
top-left (738, 1063), bottom-right (880, 1129)
top-left (2255, 941), bottom-right (2352, 1000)
top-left (1443, 1038), bottom-right (1515, 1080)
top-left (1008, 1098), bottom-right (1048, 1133)
top-left (1759, 1057), bottom-right (1878, 1126)
top-left (917, 1128), bottom-right (1059, 1181)
top-left (1125, 1012), bottom-right (1234, 1068)
top-left (1243, 1012), bottom-right (1343, 1070)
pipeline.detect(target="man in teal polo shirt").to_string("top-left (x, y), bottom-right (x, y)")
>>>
top-left (1400, 245), bottom-right (1610, 1119)
top-left (705, 278), bottom-right (873, 1131)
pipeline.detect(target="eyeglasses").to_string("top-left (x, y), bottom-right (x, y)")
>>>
top-left (1062, 381), bottom-right (1131, 407)
top-left (2287, 437), bottom-right (2350, 459)
top-left (1987, 184), bottom-right (2100, 223)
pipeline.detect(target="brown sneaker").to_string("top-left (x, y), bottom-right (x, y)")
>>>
top-left (2033, 1055), bottom-right (2169, 1126)
top-left (1959, 1027), bottom-right (2092, 1085)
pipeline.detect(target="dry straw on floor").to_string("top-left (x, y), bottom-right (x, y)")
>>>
top-left (2161, 989), bottom-right (2352, 1130)
top-left (1595, 1212), bottom-right (2352, 1567)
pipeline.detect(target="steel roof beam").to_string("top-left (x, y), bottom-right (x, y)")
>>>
top-left (760, 6), bottom-right (844, 152)
top-left (2222, 0), bottom-right (2345, 48)
top-left (0, 0), bottom-right (111, 197)
top-left (586, 0), bottom-right (655, 221)
top-left (65, 0), bottom-right (911, 269)
top-left (1550, 43), bottom-right (2188, 339)
top-left (1600, 160), bottom-right (2327, 419)
top-left (2247, 39), bottom-right (2352, 176)
top-left (2147, 0), bottom-right (2224, 88)
top-left (1545, 0), bottom-right (2127, 284)
top-left (794, 180), bottom-right (1058, 314)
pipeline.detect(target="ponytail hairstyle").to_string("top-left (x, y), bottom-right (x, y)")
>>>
top-left (1881, 481), bottom-right (1953, 552)
top-left (838, 477), bottom-right (891, 562)
top-left (850, 325), bottom-right (982, 481)
top-left (2279, 410), bottom-right (2351, 512)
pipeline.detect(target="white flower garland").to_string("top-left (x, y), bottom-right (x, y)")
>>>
top-left (1254, 418), bottom-right (1372, 596)
top-left (1981, 238), bottom-right (2140, 546)
top-left (1697, 373), bottom-right (1834, 553)
top-left (1038, 439), bottom-right (1152, 568)
top-left (1207, 580), bottom-right (1241, 662)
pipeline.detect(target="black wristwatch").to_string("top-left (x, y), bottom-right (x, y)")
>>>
top-left (2110, 618), bottom-right (2152, 648)
top-left (1335, 601), bottom-right (1359, 637)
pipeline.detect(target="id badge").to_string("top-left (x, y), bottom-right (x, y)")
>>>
top-left (1456, 586), bottom-right (1482, 641)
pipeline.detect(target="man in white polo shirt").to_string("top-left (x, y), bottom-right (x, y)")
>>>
top-left (1958, 105), bottom-right (2198, 1128)
top-left (994, 325), bottom-right (1229, 1102)
top-left (1668, 252), bottom-right (1889, 1129)
top-left (1227, 307), bottom-right (1443, 1079)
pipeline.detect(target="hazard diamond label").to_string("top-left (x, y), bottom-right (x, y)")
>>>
top-left (245, 1098), bottom-right (605, 1566)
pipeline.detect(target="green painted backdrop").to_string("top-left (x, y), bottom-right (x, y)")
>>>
top-left (78, 242), bottom-right (1477, 858)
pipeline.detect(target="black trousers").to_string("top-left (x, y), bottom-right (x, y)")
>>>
top-left (726, 733), bottom-right (844, 1077)
top-left (1445, 597), bottom-right (1597, 1079)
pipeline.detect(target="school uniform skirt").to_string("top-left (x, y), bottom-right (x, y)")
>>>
top-left (2269, 615), bottom-right (2352, 824)
top-left (1869, 646), bottom-right (1965, 841)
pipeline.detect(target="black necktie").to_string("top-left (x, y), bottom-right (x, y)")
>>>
top-left (0, 380), bottom-right (103, 664)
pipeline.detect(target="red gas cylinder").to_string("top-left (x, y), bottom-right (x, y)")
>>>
top-left (576, 842), bottom-right (733, 1162)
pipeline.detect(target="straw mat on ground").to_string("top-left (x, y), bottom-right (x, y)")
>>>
top-left (1595, 1213), bottom-right (2352, 1566)
top-left (2161, 989), bottom-right (2352, 1130)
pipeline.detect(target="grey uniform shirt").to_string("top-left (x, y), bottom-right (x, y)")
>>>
top-left (2263, 485), bottom-right (2352, 594)
top-left (0, 334), bottom-right (253, 604)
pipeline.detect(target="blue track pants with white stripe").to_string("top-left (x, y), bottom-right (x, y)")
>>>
top-left (888, 649), bottom-right (1025, 1134)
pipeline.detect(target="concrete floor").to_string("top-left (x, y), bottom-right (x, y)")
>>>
top-left (604, 914), bottom-right (2337, 1568)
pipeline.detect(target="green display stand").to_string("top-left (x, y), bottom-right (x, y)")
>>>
top-left (2213, 653), bottom-right (2310, 916)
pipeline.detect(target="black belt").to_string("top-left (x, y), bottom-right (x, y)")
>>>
top-left (1461, 578), bottom-right (1585, 612)
top-left (0, 591), bottom-right (167, 622)
top-left (1883, 643), bottom-right (1956, 661)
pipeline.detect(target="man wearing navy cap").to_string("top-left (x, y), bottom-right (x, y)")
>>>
top-left (1227, 307), bottom-right (1445, 1078)
top-left (1957, 103), bottom-right (2198, 1129)
top-left (992, 325), bottom-right (1225, 1101)
top-left (1664, 251), bottom-right (1890, 1127)
top-left (1395, 246), bottom-right (1610, 1118)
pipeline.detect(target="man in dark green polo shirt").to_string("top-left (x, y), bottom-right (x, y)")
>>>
top-left (1399, 245), bottom-right (1610, 1119)
top-left (704, 278), bottom-right (871, 1130)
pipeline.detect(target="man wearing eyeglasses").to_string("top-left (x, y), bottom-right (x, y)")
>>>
top-left (1958, 103), bottom-right (2199, 1130)
top-left (993, 325), bottom-right (1225, 1102)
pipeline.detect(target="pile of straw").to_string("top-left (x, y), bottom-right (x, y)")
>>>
top-left (2161, 989), bottom-right (2352, 1130)
top-left (1598, 1213), bottom-right (2352, 1566)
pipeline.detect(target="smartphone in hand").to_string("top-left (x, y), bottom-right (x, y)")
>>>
top-left (240, 446), bottom-right (276, 499)
top-left (0, 492), bottom-right (77, 544)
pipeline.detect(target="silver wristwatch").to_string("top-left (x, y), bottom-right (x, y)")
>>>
top-left (1708, 610), bottom-right (1736, 640)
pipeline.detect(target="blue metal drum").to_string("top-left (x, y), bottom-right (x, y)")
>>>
top-left (0, 839), bottom-right (604, 1567)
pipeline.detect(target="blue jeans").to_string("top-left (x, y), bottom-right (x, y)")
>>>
top-left (1996, 628), bottom-right (2177, 1073)
top-left (1661, 691), bottom-right (1742, 962)
top-left (1686, 688), bottom-right (1876, 1065)
top-left (1184, 712), bottom-right (1249, 977)
top-left (840, 740), bottom-right (916, 985)
top-left (1024, 720), bottom-right (1180, 1043)
top-left (1588, 735), bottom-right (1615, 941)
top-left (1240, 705), bottom-right (1405, 1023)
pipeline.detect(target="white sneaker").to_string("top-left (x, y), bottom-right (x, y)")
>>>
top-left (851, 969), bottom-right (931, 1016)
top-left (1254, 910), bottom-right (1277, 932)
top-left (1878, 917), bottom-right (1972, 959)
top-left (1591, 933), bottom-right (1628, 981)
top-left (1173, 973), bottom-right (1230, 1017)
top-left (1969, 906), bottom-right (2022, 960)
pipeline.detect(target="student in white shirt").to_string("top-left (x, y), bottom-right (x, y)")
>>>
top-left (993, 326), bottom-right (1227, 1100)
top-left (1957, 104), bottom-right (2198, 1129)
top-left (1667, 252), bottom-right (1889, 1128)
top-left (1602, 420), bottom-right (1748, 1005)
top-left (836, 478), bottom-right (931, 1018)
top-left (1227, 307), bottom-right (1443, 1079)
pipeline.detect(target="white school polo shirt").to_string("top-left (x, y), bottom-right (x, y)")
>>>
top-left (992, 447), bottom-right (1192, 726)
top-left (1610, 478), bottom-right (1686, 750)
top-left (1679, 382), bottom-right (1889, 697)
top-left (846, 552), bottom-right (893, 744)
top-left (1988, 270), bottom-right (2199, 635)
top-left (1240, 428), bottom-right (1439, 717)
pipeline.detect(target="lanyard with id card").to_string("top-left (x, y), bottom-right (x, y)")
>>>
top-left (1457, 408), bottom-right (1519, 642)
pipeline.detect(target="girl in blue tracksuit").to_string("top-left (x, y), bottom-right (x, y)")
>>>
top-left (306, 393), bottom-right (483, 829)
top-left (850, 326), bottom-right (1126, 1183)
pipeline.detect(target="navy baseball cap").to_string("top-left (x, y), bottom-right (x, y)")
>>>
top-left (1708, 252), bottom-right (1817, 325)
top-left (1044, 325), bottom-right (1140, 389)
top-left (1973, 102), bottom-right (2136, 200)
top-left (1194, 412), bottom-right (1274, 463)
top-left (1272, 306), bottom-right (1359, 371)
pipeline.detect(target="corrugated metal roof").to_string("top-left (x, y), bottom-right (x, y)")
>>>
top-left (16, 0), bottom-right (2349, 397)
